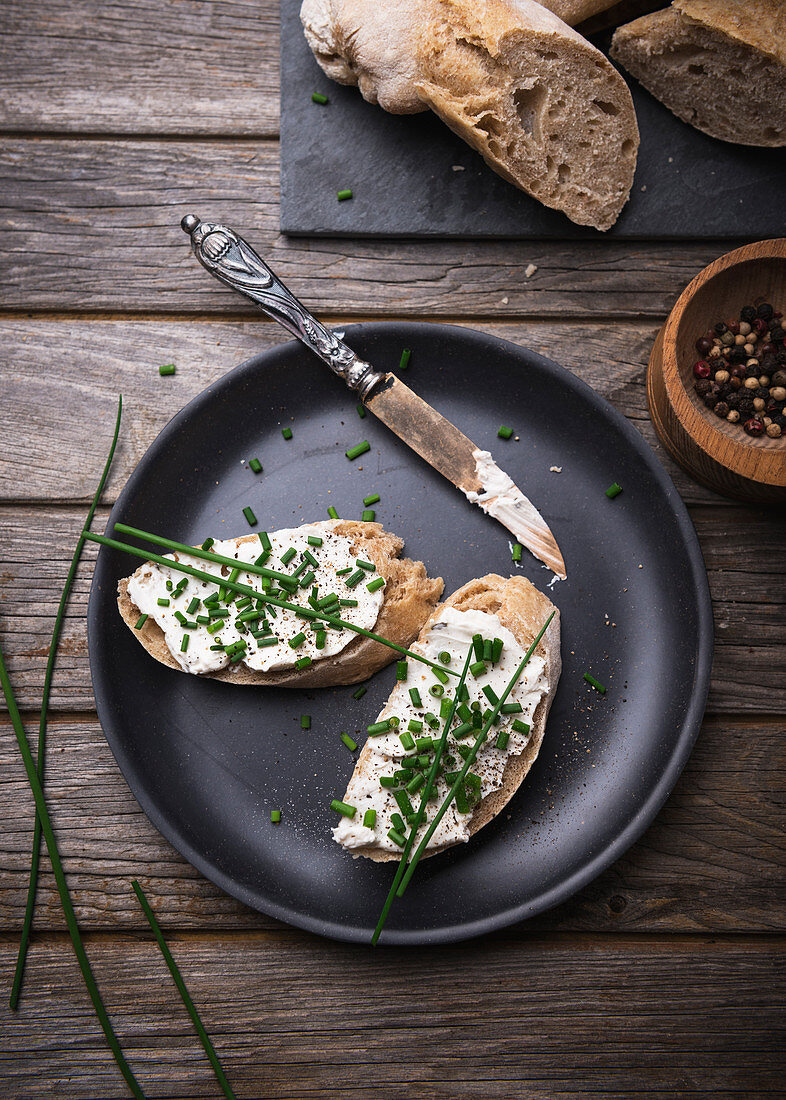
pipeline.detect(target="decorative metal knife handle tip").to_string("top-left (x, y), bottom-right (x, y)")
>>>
top-left (180, 214), bottom-right (384, 400)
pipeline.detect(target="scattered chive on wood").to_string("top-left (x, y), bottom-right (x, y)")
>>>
top-left (311, 91), bottom-right (328, 104)
top-left (497, 424), bottom-right (513, 439)
top-left (346, 440), bottom-right (370, 460)
top-left (605, 482), bottom-right (623, 499)
top-left (248, 458), bottom-right (262, 474)
top-left (159, 363), bottom-right (175, 376)
top-left (131, 880), bottom-right (237, 1099)
top-left (584, 673), bottom-right (606, 694)
top-left (281, 427), bottom-right (293, 440)
top-left (337, 188), bottom-right (353, 201)
top-left (398, 348), bottom-right (411, 371)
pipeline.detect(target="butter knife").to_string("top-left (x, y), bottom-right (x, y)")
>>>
top-left (180, 215), bottom-right (566, 579)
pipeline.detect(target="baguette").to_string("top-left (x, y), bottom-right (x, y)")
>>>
top-left (611, 0), bottom-right (786, 147)
top-left (118, 521), bottom-right (443, 688)
top-left (333, 573), bottom-right (561, 861)
top-left (301, 0), bottom-right (639, 230)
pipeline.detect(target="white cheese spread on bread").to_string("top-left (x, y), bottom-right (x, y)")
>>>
top-left (126, 522), bottom-right (384, 676)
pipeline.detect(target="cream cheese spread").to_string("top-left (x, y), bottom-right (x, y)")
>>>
top-left (333, 606), bottom-right (548, 854)
top-left (126, 522), bottom-right (384, 675)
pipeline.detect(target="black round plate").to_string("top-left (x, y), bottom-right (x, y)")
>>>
top-left (88, 322), bottom-right (712, 944)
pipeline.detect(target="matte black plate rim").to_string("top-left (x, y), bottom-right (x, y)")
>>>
top-left (88, 321), bottom-right (713, 945)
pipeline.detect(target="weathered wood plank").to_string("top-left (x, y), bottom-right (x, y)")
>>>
top-left (0, 317), bottom-right (725, 505)
top-left (1, 505), bottom-right (782, 712)
top-left (1, 712), bottom-right (783, 934)
top-left (1, 934), bottom-right (783, 1098)
top-left (0, 138), bottom-right (742, 316)
top-left (0, 0), bottom-right (279, 136)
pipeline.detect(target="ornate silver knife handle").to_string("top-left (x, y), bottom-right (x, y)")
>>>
top-left (180, 214), bottom-right (384, 400)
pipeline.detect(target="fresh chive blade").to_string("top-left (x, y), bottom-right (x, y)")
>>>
top-left (11, 395), bottom-right (123, 1014)
top-left (345, 440), bottom-right (370, 461)
top-left (584, 672), bottom-right (606, 694)
top-left (605, 482), bottom-right (623, 499)
top-left (131, 881), bottom-right (237, 1099)
top-left (0, 642), bottom-right (145, 1096)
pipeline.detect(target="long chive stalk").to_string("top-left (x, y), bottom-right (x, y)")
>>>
top-left (131, 881), bottom-right (236, 1100)
top-left (371, 648), bottom-right (473, 946)
top-left (83, 531), bottom-right (458, 679)
top-left (0, 642), bottom-right (145, 1098)
top-left (114, 523), bottom-right (293, 585)
top-left (397, 611), bottom-right (555, 896)
top-left (11, 396), bottom-right (123, 1010)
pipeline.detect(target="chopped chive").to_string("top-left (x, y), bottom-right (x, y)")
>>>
top-left (303, 548), bottom-right (320, 567)
top-left (339, 598), bottom-right (358, 607)
top-left (257, 635), bottom-right (280, 647)
top-left (482, 685), bottom-right (499, 706)
top-left (492, 638), bottom-right (504, 662)
top-left (452, 721), bottom-right (473, 740)
top-left (259, 531), bottom-right (272, 552)
top-left (157, 597), bottom-right (170, 607)
top-left (408, 719), bottom-right (423, 734)
top-left (352, 685), bottom-right (367, 700)
top-left (388, 716), bottom-right (400, 727)
top-left (424, 712), bottom-right (440, 729)
top-left (495, 729), bottom-right (510, 750)
top-left (208, 608), bottom-right (229, 618)
top-left (406, 772), bottom-right (425, 794)
top-left (399, 730), bottom-right (416, 753)
top-left (472, 634), bottom-right (484, 661)
top-left (390, 812), bottom-right (406, 833)
top-left (301, 714), bottom-right (311, 730)
top-left (186, 597), bottom-right (200, 615)
top-left (367, 719), bottom-right (393, 736)
top-left (201, 537), bottom-right (214, 551)
top-left (341, 732), bottom-right (358, 751)
top-left (394, 790), bottom-right (415, 820)
top-left (270, 810), bottom-right (281, 824)
top-left (361, 509), bottom-right (376, 522)
top-left (289, 632), bottom-right (306, 649)
top-left (344, 569), bottom-right (365, 588)
top-left (584, 673), bottom-right (606, 694)
top-left (398, 348), bottom-right (411, 371)
top-left (180, 634), bottom-right (189, 652)
top-left (345, 440), bottom-right (370, 461)
top-left (388, 829), bottom-right (406, 848)
top-left (363, 808), bottom-right (376, 827)
top-left (356, 559), bottom-right (375, 572)
top-left (429, 684), bottom-right (443, 698)
top-left (432, 667), bottom-right (449, 685)
top-left (396, 661), bottom-right (408, 681)
top-left (415, 736), bottom-right (433, 752)
top-left (356, 403), bottom-right (366, 418)
top-left (363, 493), bottom-right (380, 506)
top-left (337, 188), bottom-right (353, 201)
top-left (409, 687), bottom-right (422, 708)
top-left (439, 698), bottom-right (452, 718)
top-left (366, 577), bottom-right (385, 593)
top-left (299, 570), bottom-right (315, 588)
top-left (133, 614), bottom-right (147, 630)
top-left (379, 775), bottom-right (396, 789)
top-left (499, 701), bottom-right (522, 714)
top-left (605, 482), bottom-right (623, 499)
top-left (159, 363), bottom-right (176, 376)
top-left (327, 506), bottom-right (339, 519)
top-left (174, 610), bottom-right (187, 625)
top-left (438, 651), bottom-right (452, 665)
top-left (307, 534), bottom-right (323, 547)
top-left (248, 458), bottom-right (262, 474)
top-left (280, 547), bottom-right (296, 565)
top-left (512, 543), bottom-right (523, 563)
top-left (312, 91), bottom-right (328, 104)
top-left (294, 656), bottom-right (312, 670)
top-left (469, 660), bottom-right (487, 678)
top-left (335, 567), bottom-right (352, 577)
top-left (512, 719), bottom-right (531, 735)
top-left (483, 639), bottom-right (493, 662)
top-left (497, 424), bottom-right (513, 439)
top-left (331, 799), bottom-right (356, 818)
top-left (281, 427), bottom-right (293, 439)
top-left (315, 630), bottom-right (326, 649)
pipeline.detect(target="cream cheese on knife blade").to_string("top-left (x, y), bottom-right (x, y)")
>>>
top-left (334, 606), bottom-right (547, 853)
top-left (126, 522), bottom-right (384, 675)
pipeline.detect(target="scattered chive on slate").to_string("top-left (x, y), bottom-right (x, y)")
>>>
top-left (352, 685), bottom-right (367, 700)
top-left (271, 810), bottom-right (281, 823)
top-left (356, 403), bottom-right (366, 419)
top-left (512, 543), bottom-right (523, 563)
top-left (301, 714), bottom-right (311, 730)
top-left (362, 509), bottom-right (375, 521)
top-left (327, 506), bottom-right (339, 519)
top-left (337, 188), bottom-right (353, 202)
top-left (331, 799), bottom-right (356, 818)
top-left (398, 348), bottom-right (411, 371)
top-left (159, 363), bottom-right (176, 376)
top-left (346, 440), bottom-right (370, 460)
top-left (497, 424), bottom-right (514, 439)
top-left (248, 457), bottom-right (262, 474)
top-left (311, 91), bottom-right (328, 104)
top-left (605, 482), bottom-right (623, 499)
top-left (341, 732), bottom-right (358, 751)
top-left (584, 672), bottom-right (606, 694)
top-left (363, 493), bottom-right (380, 506)
top-left (242, 506), bottom-right (257, 526)
top-left (281, 427), bottom-right (293, 440)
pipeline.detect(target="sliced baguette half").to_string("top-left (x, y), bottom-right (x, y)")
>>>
top-left (611, 0), bottom-right (786, 147)
top-left (117, 521), bottom-right (443, 688)
top-left (335, 572), bottom-right (561, 861)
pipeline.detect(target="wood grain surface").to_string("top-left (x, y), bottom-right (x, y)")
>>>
top-left (0, 0), bottom-right (783, 1096)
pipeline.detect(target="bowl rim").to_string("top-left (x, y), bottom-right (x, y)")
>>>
top-left (661, 238), bottom-right (786, 487)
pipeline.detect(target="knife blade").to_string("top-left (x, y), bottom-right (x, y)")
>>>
top-left (180, 215), bottom-right (566, 579)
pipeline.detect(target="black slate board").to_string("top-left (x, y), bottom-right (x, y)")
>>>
top-left (280, 0), bottom-right (786, 239)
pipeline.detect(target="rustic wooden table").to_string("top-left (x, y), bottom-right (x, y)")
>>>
top-left (1, 2), bottom-right (784, 1096)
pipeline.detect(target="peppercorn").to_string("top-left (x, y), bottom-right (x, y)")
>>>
top-left (713, 401), bottom-right (729, 418)
top-left (756, 387), bottom-right (770, 399)
top-left (714, 368), bottom-right (730, 384)
top-left (693, 360), bottom-right (712, 379)
top-left (704, 393), bottom-right (720, 408)
top-left (720, 331), bottom-right (735, 347)
top-left (696, 336), bottom-right (713, 355)
top-left (727, 393), bottom-right (741, 408)
top-left (739, 321), bottom-right (752, 336)
top-left (740, 306), bottom-right (756, 323)
top-left (714, 322), bottom-right (727, 335)
top-left (694, 378), bottom-right (712, 396)
top-left (775, 414), bottom-right (786, 428)
top-left (771, 386), bottom-right (786, 402)
top-left (757, 303), bottom-right (774, 321)
top-left (731, 365), bottom-right (746, 379)
top-left (726, 409), bottom-right (740, 423)
top-left (753, 318), bottom-right (769, 336)
top-left (743, 376), bottom-right (759, 389)
top-left (773, 371), bottom-right (786, 386)
top-left (731, 347), bottom-right (747, 362)
top-left (753, 397), bottom-right (766, 411)
top-left (730, 377), bottom-right (742, 391)
top-left (766, 422), bottom-right (782, 438)
top-left (744, 418), bottom-right (764, 436)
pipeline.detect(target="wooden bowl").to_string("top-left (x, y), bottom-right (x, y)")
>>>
top-left (647, 239), bottom-right (786, 503)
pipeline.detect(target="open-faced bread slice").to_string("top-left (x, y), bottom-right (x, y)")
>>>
top-left (118, 520), bottom-right (443, 688)
top-left (333, 573), bottom-right (561, 860)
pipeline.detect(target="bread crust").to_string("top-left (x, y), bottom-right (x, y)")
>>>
top-left (117, 521), bottom-right (443, 688)
top-left (340, 572), bottom-right (561, 861)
